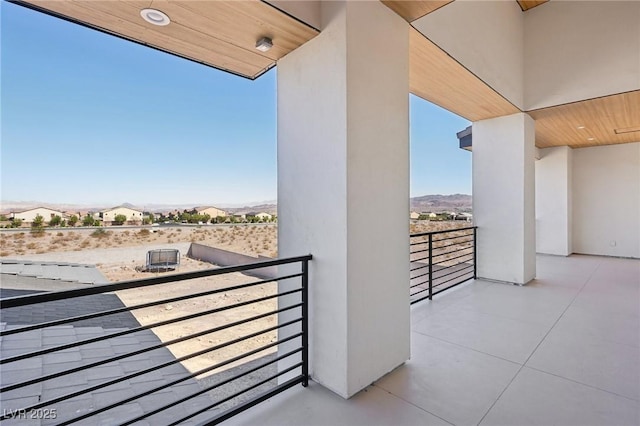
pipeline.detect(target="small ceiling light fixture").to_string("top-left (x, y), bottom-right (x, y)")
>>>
top-left (140, 8), bottom-right (171, 26)
top-left (587, 137), bottom-right (595, 141)
top-left (577, 125), bottom-right (585, 129)
top-left (255, 37), bottom-right (273, 52)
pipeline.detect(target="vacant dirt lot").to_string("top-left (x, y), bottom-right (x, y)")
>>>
top-left (1, 221), bottom-right (465, 378)
top-left (0, 224), bottom-right (277, 259)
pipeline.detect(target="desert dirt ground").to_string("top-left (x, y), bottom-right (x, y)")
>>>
top-left (0, 221), bottom-right (465, 379)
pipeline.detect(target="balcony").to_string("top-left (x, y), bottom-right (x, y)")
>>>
top-left (227, 254), bottom-right (639, 426)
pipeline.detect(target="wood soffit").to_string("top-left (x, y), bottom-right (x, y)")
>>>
top-left (381, 0), bottom-right (454, 22)
top-left (409, 27), bottom-right (520, 122)
top-left (17, 0), bottom-right (319, 80)
top-left (383, 0), bottom-right (549, 22)
top-left (528, 91), bottom-right (640, 149)
top-left (516, 0), bottom-right (549, 12)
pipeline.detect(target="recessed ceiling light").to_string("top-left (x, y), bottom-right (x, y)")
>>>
top-left (587, 137), bottom-right (595, 141)
top-left (577, 126), bottom-right (585, 129)
top-left (140, 8), bottom-right (170, 26)
top-left (255, 37), bottom-right (273, 52)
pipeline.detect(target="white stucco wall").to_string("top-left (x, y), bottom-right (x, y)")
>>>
top-left (536, 146), bottom-right (573, 256)
top-left (277, 0), bottom-right (409, 398)
top-left (473, 113), bottom-right (536, 284)
top-left (524, 1), bottom-right (640, 110)
top-left (413, 0), bottom-right (524, 109)
top-left (572, 143), bottom-right (640, 258)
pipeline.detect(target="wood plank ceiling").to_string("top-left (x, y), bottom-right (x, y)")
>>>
top-left (409, 28), bottom-right (519, 122)
top-left (383, 0), bottom-right (548, 22)
top-left (528, 91), bottom-right (640, 149)
top-left (16, 0), bottom-right (318, 79)
top-left (517, 1), bottom-right (550, 12)
top-left (381, 1), bottom-right (453, 22)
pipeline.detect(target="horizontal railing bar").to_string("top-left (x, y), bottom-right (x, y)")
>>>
top-left (0, 303), bottom-right (301, 393)
top-left (198, 376), bottom-right (305, 426)
top-left (433, 241), bottom-right (473, 257)
top-left (409, 234), bottom-right (472, 248)
top-left (55, 333), bottom-right (303, 426)
top-left (1, 287), bottom-right (302, 365)
top-left (410, 280), bottom-right (430, 290)
top-left (0, 272), bottom-right (303, 337)
top-left (409, 246), bottom-right (431, 255)
top-left (432, 266), bottom-right (474, 284)
top-left (409, 226), bottom-right (476, 239)
top-left (430, 261), bottom-right (474, 280)
top-left (431, 233), bottom-right (474, 244)
top-left (410, 255), bottom-right (429, 264)
top-left (5, 324), bottom-right (303, 421)
top-left (432, 277), bottom-right (472, 297)
top-left (410, 286), bottom-right (431, 297)
top-left (0, 254), bottom-right (312, 309)
top-left (174, 365), bottom-right (304, 426)
top-left (432, 251), bottom-right (474, 266)
top-left (410, 269), bottom-right (431, 282)
top-left (432, 269), bottom-right (474, 288)
top-left (410, 292), bottom-right (431, 305)
top-left (125, 348), bottom-right (303, 425)
top-left (410, 262), bottom-right (430, 273)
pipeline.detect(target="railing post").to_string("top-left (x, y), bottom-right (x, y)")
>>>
top-left (473, 227), bottom-right (477, 279)
top-left (428, 234), bottom-right (433, 300)
top-left (301, 258), bottom-right (309, 387)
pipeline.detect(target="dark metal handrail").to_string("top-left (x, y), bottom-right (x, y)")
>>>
top-left (410, 227), bottom-right (476, 304)
top-left (0, 254), bottom-right (312, 425)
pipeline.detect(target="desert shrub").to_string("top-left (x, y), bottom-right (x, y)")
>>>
top-left (68, 215), bottom-right (79, 227)
top-left (13, 233), bottom-right (25, 240)
top-left (113, 214), bottom-right (127, 225)
top-left (26, 243), bottom-right (37, 250)
top-left (82, 215), bottom-right (96, 226)
top-left (56, 232), bottom-right (64, 237)
top-left (137, 229), bottom-right (150, 237)
top-left (48, 215), bottom-right (62, 227)
top-left (30, 227), bottom-right (45, 237)
top-left (91, 228), bottom-right (108, 238)
top-left (10, 218), bottom-right (23, 228)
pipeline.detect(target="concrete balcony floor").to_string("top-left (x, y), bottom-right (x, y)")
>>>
top-left (230, 254), bottom-right (640, 426)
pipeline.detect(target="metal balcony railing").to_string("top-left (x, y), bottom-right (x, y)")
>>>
top-left (0, 255), bottom-right (311, 425)
top-left (410, 227), bottom-right (477, 304)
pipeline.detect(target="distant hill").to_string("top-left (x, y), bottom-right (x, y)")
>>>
top-left (410, 194), bottom-right (472, 213)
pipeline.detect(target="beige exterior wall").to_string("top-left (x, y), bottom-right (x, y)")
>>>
top-left (197, 207), bottom-right (227, 217)
top-left (12, 207), bottom-right (65, 223)
top-left (255, 212), bottom-right (272, 220)
top-left (102, 207), bottom-right (143, 223)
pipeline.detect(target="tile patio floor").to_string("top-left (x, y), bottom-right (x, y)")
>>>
top-left (229, 254), bottom-right (639, 426)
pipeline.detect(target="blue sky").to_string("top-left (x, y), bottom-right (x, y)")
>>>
top-left (1, 2), bottom-right (471, 206)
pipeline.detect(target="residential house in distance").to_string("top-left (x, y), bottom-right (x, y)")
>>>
top-left (195, 206), bottom-right (227, 218)
top-left (10, 207), bottom-right (66, 225)
top-left (246, 212), bottom-right (273, 221)
top-left (100, 206), bottom-right (143, 226)
top-left (410, 211), bottom-right (420, 220)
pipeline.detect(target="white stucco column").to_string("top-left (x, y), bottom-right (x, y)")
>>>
top-left (276, 0), bottom-right (410, 398)
top-left (472, 113), bottom-right (536, 284)
top-left (535, 146), bottom-right (573, 256)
